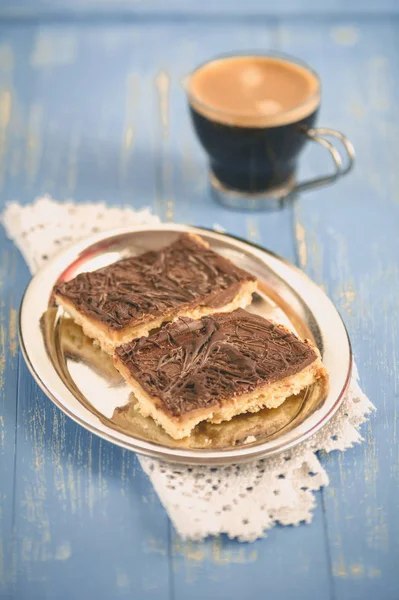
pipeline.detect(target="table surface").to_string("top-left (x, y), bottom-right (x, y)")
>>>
top-left (0, 2), bottom-right (398, 599)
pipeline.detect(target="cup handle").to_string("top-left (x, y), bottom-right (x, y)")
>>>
top-left (293, 127), bottom-right (355, 194)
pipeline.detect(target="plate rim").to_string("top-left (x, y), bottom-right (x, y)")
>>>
top-left (18, 223), bottom-right (352, 465)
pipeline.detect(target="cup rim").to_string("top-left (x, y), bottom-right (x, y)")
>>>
top-left (185, 50), bottom-right (321, 126)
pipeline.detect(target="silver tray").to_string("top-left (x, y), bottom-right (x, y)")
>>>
top-left (19, 224), bottom-right (352, 464)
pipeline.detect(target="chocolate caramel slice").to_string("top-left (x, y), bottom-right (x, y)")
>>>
top-left (113, 309), bottom-right (328, 440)
top-left (53, 233), bottom-right (257, 354)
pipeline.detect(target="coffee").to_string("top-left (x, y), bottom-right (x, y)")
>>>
top-left (187, 55), bottom-right (320, 193)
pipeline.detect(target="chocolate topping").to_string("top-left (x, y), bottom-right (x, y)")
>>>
top-left (115, 309), bottom-right (317, 417)
top-left (54, 234), bottom-right (255, 331)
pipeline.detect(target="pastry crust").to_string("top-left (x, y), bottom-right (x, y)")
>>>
top-left (53, 233), bottom-right (257, 354)
top-left (55, 279), bottom-right (257, 354)
top-left (114, 350), bottom-right (327, 439)
top-left (113, 310), bottom-right (329, 440)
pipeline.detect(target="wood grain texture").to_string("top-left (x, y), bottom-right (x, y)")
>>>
top-left (155, 28), bottom-right (333, 597)
top-left (282, 18), bottom-right (399, 600)
top-left (0, 9), bottom-right (397, 600)
top-left (0, 0), bottom-right (399, 18)
top-left (13, 366), bottom-right (170, 599)
top-left (0, 22), bottom-right (171, 600)
top-left (0, 244), bottom-right (27, 597)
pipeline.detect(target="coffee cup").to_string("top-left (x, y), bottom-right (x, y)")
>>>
top-left (186, 52), bottom-right (355, 210)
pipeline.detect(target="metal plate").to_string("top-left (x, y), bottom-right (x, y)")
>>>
top-left (19, 224), bottom-right (352, 464)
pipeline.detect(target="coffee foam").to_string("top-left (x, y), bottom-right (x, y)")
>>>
top-left (188, 56), bottom-right (320, 128)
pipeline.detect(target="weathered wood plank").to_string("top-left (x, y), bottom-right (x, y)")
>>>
top-left (0, 24), bottom-right (31, 594)
top-left (0, 0), bottom-right (398, 19)
top-left (151, 21), bottom-right (334, 600)
top-left (0, 242), bottom-right (28, 597)
top-left (14, 365), bottom-right (170, 599)
top-left (0, 23), bottom-right (170, 599)
top-left (0, 22), bottom-right (159, 209)
top-left (171, 513), bottom-right (331, 600)
top-left (283, 18), bottom-right (399, 600)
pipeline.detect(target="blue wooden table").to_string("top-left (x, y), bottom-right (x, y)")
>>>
top-left (0, 2), bottom-right (398, 599)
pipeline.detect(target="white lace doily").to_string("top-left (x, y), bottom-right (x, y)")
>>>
top-left (1, 196), bottom-right (375, 542)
